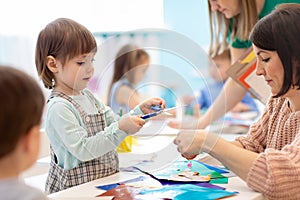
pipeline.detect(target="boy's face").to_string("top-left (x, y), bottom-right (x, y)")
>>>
top-left (54, 52), bottom-right (96, 95)
top-left (210, 55), bottom-right (231, 82)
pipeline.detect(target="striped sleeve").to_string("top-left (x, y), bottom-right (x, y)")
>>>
top-left (246, 134), bottom-right (300, 199)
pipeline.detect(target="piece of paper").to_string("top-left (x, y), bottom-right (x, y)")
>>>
top-left (139, 184), bottom-right (237, 200)
top-left (136, 160), bottom-right (228, 183)
top-left (227, 47), bottom-right (271, 104)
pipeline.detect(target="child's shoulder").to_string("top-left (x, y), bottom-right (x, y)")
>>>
top-left (82, 88), bottom-right (108, 109)
top-left (46, 94), bottom-right (75, 113)
top-left (0, 178), bottom-right (47, 200)
top-left (47, 93), bottom-right (72, 105)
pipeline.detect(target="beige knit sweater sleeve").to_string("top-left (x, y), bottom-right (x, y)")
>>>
top-left (235, 97), bottom-right (300, 199)
top-left (247, 140), bottom-right (300, 199)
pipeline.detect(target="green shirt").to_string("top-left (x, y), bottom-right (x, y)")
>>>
top-left (231, 0), bottom-right (300, 48)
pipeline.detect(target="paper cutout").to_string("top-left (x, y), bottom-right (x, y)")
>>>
top-left (96, 175), bottom-right (225, 191)
top-left (97, 181), bottom-right (235, 200)
top-left (241, 50), bottom-right (255, 64)
top-left (96, 185), bottom-right (142, 199)
top-left (96, 161), bottom-right (231, 199)
top-left (140, 184), bottom-right (237, 200)
top-left (147, 160), bottom-right (227, 182)
top-left (227, 47), bottom-right (271, 104)
top-left (96, 176), bottom-right (147, 190)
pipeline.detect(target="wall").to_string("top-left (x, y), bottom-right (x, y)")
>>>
top-left (157, 0), bottom-right (212, 106)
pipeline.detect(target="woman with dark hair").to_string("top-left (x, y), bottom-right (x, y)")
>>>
top-left (177, 0), bottom-right (300, 131)
top-left (174, 4), bottom-right (300, 199)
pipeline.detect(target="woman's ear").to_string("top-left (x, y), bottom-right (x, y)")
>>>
top-left (46, 55), bottom-right (58, 73)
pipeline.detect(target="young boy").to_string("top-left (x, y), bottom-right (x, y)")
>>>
top-left (0, 66), bottom-right (47, 199)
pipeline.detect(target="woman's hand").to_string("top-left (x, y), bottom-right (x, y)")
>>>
top-left (173, 130), bottom-right (208, 159)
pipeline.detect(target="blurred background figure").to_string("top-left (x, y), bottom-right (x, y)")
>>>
top-left (108, 44), bottom-right (150, 114)
top-left (198, 49), bottom-right (258, 113)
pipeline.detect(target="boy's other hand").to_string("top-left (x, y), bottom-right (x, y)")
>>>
top-left (118, 115), bottom-right (145, 135)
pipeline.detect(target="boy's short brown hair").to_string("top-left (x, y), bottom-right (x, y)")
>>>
top-left (35, 18), bottom-right (97, 89)
top-left (0, 66), bottom-right (45, 158)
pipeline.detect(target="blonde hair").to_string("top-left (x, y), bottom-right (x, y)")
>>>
top-left (209, 0), bottom-right (258, 57)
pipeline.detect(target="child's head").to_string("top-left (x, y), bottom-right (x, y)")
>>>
top-left (0, 66), bottom-right (45, 173)
top-left (35, 18), bottom-right (97, 91)
top-left (209, 49), bottom-right (231, 82)
top-left (112, 44), bottom-right (150, 86)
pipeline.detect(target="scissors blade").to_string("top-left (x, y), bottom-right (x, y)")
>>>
top-left (160, 105), bottom-right (185, 116)
top-left (163, 105), bottom-right (186, 112)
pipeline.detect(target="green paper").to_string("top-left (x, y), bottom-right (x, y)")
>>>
top-left (209, 177), bottom-right (229, 184)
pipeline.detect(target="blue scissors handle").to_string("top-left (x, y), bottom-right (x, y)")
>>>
top-left (151, 105), bottom-right (162, 111)
top-left (141, 110), bottom-right (163, 119)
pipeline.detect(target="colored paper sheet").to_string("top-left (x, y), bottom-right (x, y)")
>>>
top-left (209, 177), bottom-right (229, 184)
top-left (174, 190), bottom-right (236, 200)
top-left (195, 161), bottom-right (229, 174)
top-left (96, 175), bottom-right (225, 191)
top-left (139, 184), bottom-right (237, 200)
top-left (96, 176), bottom-right (146, 190)
top-left (151, 160), bottom-right (214, 180)
top-left (241, 50), bottom-right (255, 64)
top-left (147, 160), bottom-right (228, 182)
top-left (96, 185), bottom-right (142, 199)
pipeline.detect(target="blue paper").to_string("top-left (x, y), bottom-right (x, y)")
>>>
top-left (174, 190), bottom-right (237, 200)
top-left (96, 176), bottom-right (146, 190)
top-left (195, 161), bottom-right (229, 174)
top-left (152, 160), bottom-right (217, 179)
top-left (96, 183), bottom-right (119, 191)
top-left (140, 184), bottom-right (237, 200)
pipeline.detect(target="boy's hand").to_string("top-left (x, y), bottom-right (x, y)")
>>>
top-left (139, 97), bottom-right (166, 114)
top-left (118, 115), bottom-right (145, 135)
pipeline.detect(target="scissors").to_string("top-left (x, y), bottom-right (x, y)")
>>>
top-left (141, 105), bottom-right (177, 119)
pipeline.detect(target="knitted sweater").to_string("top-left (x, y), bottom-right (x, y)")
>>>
top-left (236, 97), bottom-right (300, 200)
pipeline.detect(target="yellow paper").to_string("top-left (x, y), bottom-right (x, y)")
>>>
top-left (241, 50), bottom-right (255, 64)
top-left (116, 136), bottom-right (133, 153)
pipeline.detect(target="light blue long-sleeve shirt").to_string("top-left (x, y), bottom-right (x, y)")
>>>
top-left (44, 89), bottom-right (142, 170)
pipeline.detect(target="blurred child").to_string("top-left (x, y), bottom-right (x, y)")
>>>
top-left (198, 49), bottom-right (258, 113)
top-left (108, 44), bottom-right (150, 114)
top-left (0, 66), bottom-right (47, 199)
top-left (35, 18), bottom-right (165, 194)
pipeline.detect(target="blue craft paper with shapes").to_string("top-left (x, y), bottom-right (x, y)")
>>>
top-left (151, 160), bottom-right (228, 180)
top-left (140, 184), bottom-right (237, 200)
top-left (96, 176), bottom-right (146, 190)
top-left (196, 161), bottom-right (229, 174)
